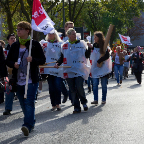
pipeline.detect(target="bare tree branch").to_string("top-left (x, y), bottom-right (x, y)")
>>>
top-left (11, 1), bottom-right (20, 17)
top-left (68, 0), bottom-right (72, 21)
top-left (47, 1), bottom-right (59, 13)
top-left (19, 0), bottom-right (31, 22)
top-left (74, 0), bottom-right (85, 23)
top-left (72, 0), bottom-right (77, 21)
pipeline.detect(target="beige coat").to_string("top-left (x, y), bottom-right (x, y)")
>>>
top-left (112, 52), bottom-right (124, 65)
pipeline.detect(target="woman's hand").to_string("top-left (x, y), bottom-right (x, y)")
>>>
top-left (54, 63), bottom-right (59, 69)
top-left (87, 43), bottom-right (93, 48)
top-left (27, 56), bottom-right (32, 62)
top-left (14, 62), bottom-right (19, 69)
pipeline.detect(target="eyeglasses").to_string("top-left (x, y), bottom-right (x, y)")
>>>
top-left (16, 28), bottom-right (24, 31)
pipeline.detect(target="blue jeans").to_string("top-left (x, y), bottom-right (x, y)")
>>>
top-left (66, 76), bottom-right (87, 111)
top-left (5, 86), bottom-right (14, 111)
top-left (17, 83), bottom-right (38, 132)
top-left (92, 77), bottom-right (107, 102)
top-left (114, 64), bottom-right (123, 83)
top-left (47, 75), bottom-right (61, 106)
top-left (87, 76), bottom-right (92, 88)
top-left (61, 79), bottom-right (72, 101)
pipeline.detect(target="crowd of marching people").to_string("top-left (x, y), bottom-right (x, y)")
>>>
top-left (0, 21), bottom-right (144, 136)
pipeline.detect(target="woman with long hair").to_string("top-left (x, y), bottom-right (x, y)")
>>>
top-left (87, 31), bottom-right (112, 105)
top-left (112, 46), bottom-right (124, 85)
top-left (41, 29), bottom-right (63, 111)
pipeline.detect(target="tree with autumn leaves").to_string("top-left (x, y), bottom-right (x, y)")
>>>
top-left (0, 0), bottom-right (144, 44)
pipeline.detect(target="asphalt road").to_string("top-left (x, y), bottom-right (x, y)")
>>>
top-left (0, 73), bottom-right (144, 144)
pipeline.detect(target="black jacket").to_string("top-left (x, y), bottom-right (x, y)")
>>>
top-left (5, 44), bottom-right (11, 51)
top-left (132, 52), bottom-right (143, 73)
top-left (6, 40), bottom-right (46, 83)
top-left (0, 46), bottom-right (8, 77)
top-left (57, 40), bottom-right (91, 65)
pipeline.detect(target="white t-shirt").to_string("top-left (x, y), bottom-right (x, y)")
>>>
top-left (115, 53), bottom-right (120, 64)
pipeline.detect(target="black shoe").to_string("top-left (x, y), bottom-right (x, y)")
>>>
top-left (3, 110), bottom-right (11, 115)
top-left (83, 104), bottom-right (88, 111)
top-left (62, 95), bottom-right (68, 103)
top-left (138, 81), bottom-right (141, 84)
top-left (73, 110), bottom-right (81, 114)
top-left (21, 126), bottom-right (29, 136)
top-left (57, 108), bottom-right (61, 111)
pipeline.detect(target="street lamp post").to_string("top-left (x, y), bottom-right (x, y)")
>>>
top-left (63, 0), bottom-right (65, 28)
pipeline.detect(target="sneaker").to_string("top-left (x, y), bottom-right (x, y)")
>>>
top-left (73, 110), bottom-right (81, 114)
top-left (21, 126), bottom-right (29, 136)
top-left (3, 110), bottom-right (11, 115)
top-left (51, 107), bottom-right (56, 111)
top-left (83, 104), bottom-right (88, 111)
top-left (57, 108), bottom-right (61, 111)
top-left (91, 101), bottom-right (98, 105)
top-left (101, 101), bottom-right (106, 104)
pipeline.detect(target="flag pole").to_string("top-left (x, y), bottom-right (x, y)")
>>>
top-left (24, 30), bottom-right (33, 99)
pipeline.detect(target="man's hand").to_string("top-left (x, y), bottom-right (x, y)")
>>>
top-left (87, 43), bottom-right (93, 48)
top-left (27, 56), bottom-right (32, 62)
top-left (14, 62), bottom-right (19, 69)
top-left (54, 63), bottom-right (59, 69)
top-left (139, 56), bottom-right (142, 59)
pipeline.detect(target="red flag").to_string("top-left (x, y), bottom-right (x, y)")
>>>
top-left (32, 0), bottom-right (46, 26)
top-left (31, 0), bottom-right (55, 35)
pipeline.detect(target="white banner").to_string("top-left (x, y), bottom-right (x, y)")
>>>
top-left (118, 33), bottom-right (132, 45)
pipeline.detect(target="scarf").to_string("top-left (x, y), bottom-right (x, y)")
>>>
top-left (48, 39), bottom-right (57, 43)
top-left (69, 39), bottom-right (77, 44)
top-left (19, 36), bottom-right (31, 45)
